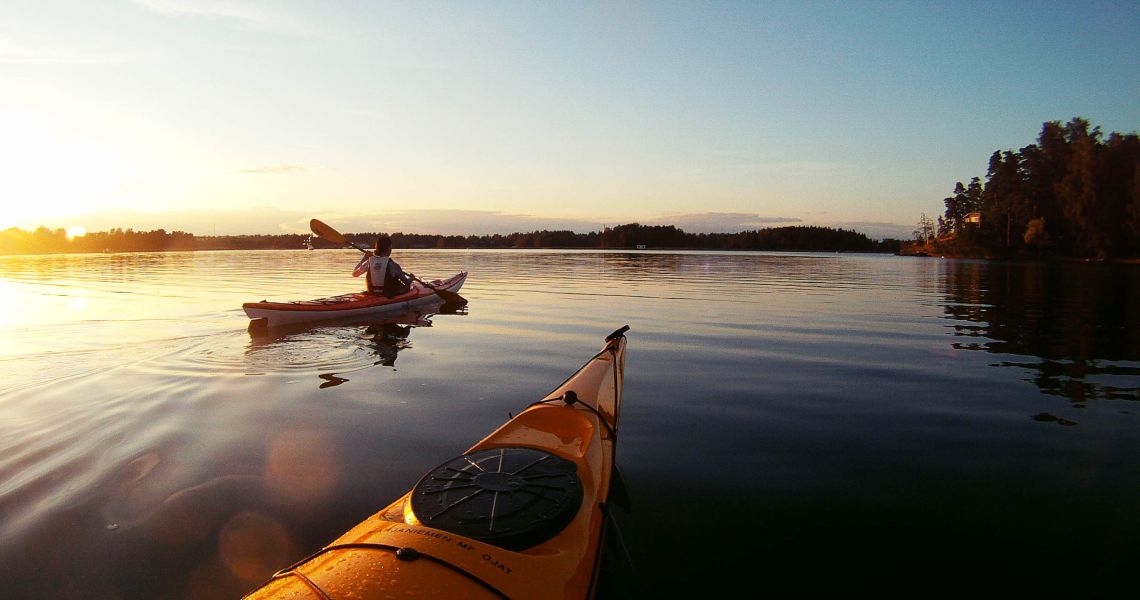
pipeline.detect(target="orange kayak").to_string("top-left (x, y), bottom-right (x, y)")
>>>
top-left (243, 326), bottom-right (629, 599)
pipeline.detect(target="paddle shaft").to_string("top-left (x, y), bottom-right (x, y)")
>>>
top-left (309, 219), bottom-right (466, 304)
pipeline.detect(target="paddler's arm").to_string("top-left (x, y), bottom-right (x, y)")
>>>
top-left (352, 253), bottom-right (372, 277)
top-left (388, 259), bottom-right (413, 287)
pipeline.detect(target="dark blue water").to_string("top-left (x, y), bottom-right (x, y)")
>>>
top-left (1, 250), bottom-right (1137, 598)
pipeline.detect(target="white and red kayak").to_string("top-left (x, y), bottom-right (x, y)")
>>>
top-left (244, 272), bottom-right (467, 330)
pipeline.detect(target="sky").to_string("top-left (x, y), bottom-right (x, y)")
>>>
top-left (1, 1), bottom-right (1137, 239)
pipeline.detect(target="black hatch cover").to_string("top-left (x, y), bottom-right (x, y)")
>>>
top-left (410, 447), bottom-right (583, 551)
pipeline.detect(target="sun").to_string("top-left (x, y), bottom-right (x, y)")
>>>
top-left (0, 111), bottom-right (135, 230)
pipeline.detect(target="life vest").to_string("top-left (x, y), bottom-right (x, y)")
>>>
top-left (353, 254), bottom-right (409, 296)
top-left (366, 255), bottom-right (390, 293)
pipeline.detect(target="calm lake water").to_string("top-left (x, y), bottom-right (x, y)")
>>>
top-left (1, 249), bottom-right (1138, 598)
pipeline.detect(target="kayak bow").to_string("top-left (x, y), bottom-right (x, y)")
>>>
top-left (244, 325), bottom-right (630, 600)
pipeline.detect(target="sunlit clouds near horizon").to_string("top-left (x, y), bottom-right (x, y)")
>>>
top-left (1, 1), bottom-right (1136, 238)
top-left (43, 206), bottom-right (871, 238)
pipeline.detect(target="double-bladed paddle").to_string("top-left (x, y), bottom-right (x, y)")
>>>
top-left (309, 218), bottom-right (467, 305)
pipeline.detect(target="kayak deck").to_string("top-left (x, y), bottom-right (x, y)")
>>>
top-left (243, 326), bottom-right (628, 600)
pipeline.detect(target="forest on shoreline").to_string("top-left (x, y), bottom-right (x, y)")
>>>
top-left (0, 223), bottom-right (899, 256)
top-left (5, 116), bottom-right (1134, 261)
top-left (906, 117), bottom-right (1139, 259)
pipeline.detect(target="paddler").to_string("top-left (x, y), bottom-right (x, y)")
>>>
top-left (352, 234), bottom-right (413, 297)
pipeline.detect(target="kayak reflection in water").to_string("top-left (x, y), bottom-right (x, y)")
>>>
top-left (246, 304), bottom-right (466, 388)
top-left (353, 234), bottom-right (413, 297)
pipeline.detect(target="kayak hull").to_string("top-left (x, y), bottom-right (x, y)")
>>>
top-left (244, 327), bottom-right (628, 600)
top-left (243, 272), bottom-right (466, 329)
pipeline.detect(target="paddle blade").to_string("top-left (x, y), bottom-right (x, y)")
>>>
top-left (432, 288), bottom-right (467, 305)
top-left (310, 219), bottom-right (347, 244)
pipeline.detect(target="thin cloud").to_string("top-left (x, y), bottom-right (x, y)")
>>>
top-left (0, 33), bottom-right (130, 64)
top-left (342, 210), bottom-right (606, 236)
top-left (648, 212), bottom-right (803, 234)
top-left (133, 0), bottom-right (321, 38)
top-left (237, 164), bottom-right (307, 175)
top-left (23, 206), bottom-right (909, 240)
top-left (36, 208), bottom-right (605, 237)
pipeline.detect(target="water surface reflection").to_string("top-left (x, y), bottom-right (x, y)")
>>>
top-left (244, 302), bottom-right (468, 387)
top-left (940, 260), bottom-right (1140, 404)
top-left (2, 250), bottom-right (1138, 598)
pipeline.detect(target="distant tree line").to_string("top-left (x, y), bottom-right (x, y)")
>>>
top-left (911, 117), bottom-right (1139, 258)
top-left (0, 226), bottom-right (196, 254)
top-left (343, 223), bottom-right (893, 252)
top-left (2, 223), bottom-right (896, 255)
top-left (195, 233), bottom-right (313, 251)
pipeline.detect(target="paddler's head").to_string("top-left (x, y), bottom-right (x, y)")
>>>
top-left (375, 234), bottom-right (393, 256)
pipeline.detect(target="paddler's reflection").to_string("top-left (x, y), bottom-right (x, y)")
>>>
top-left (313, 322), bottom-right (415, 388)
top-left (365, 321), bottom-right (414, 367)
top-left (248, 304), bottom-right (466, 388)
